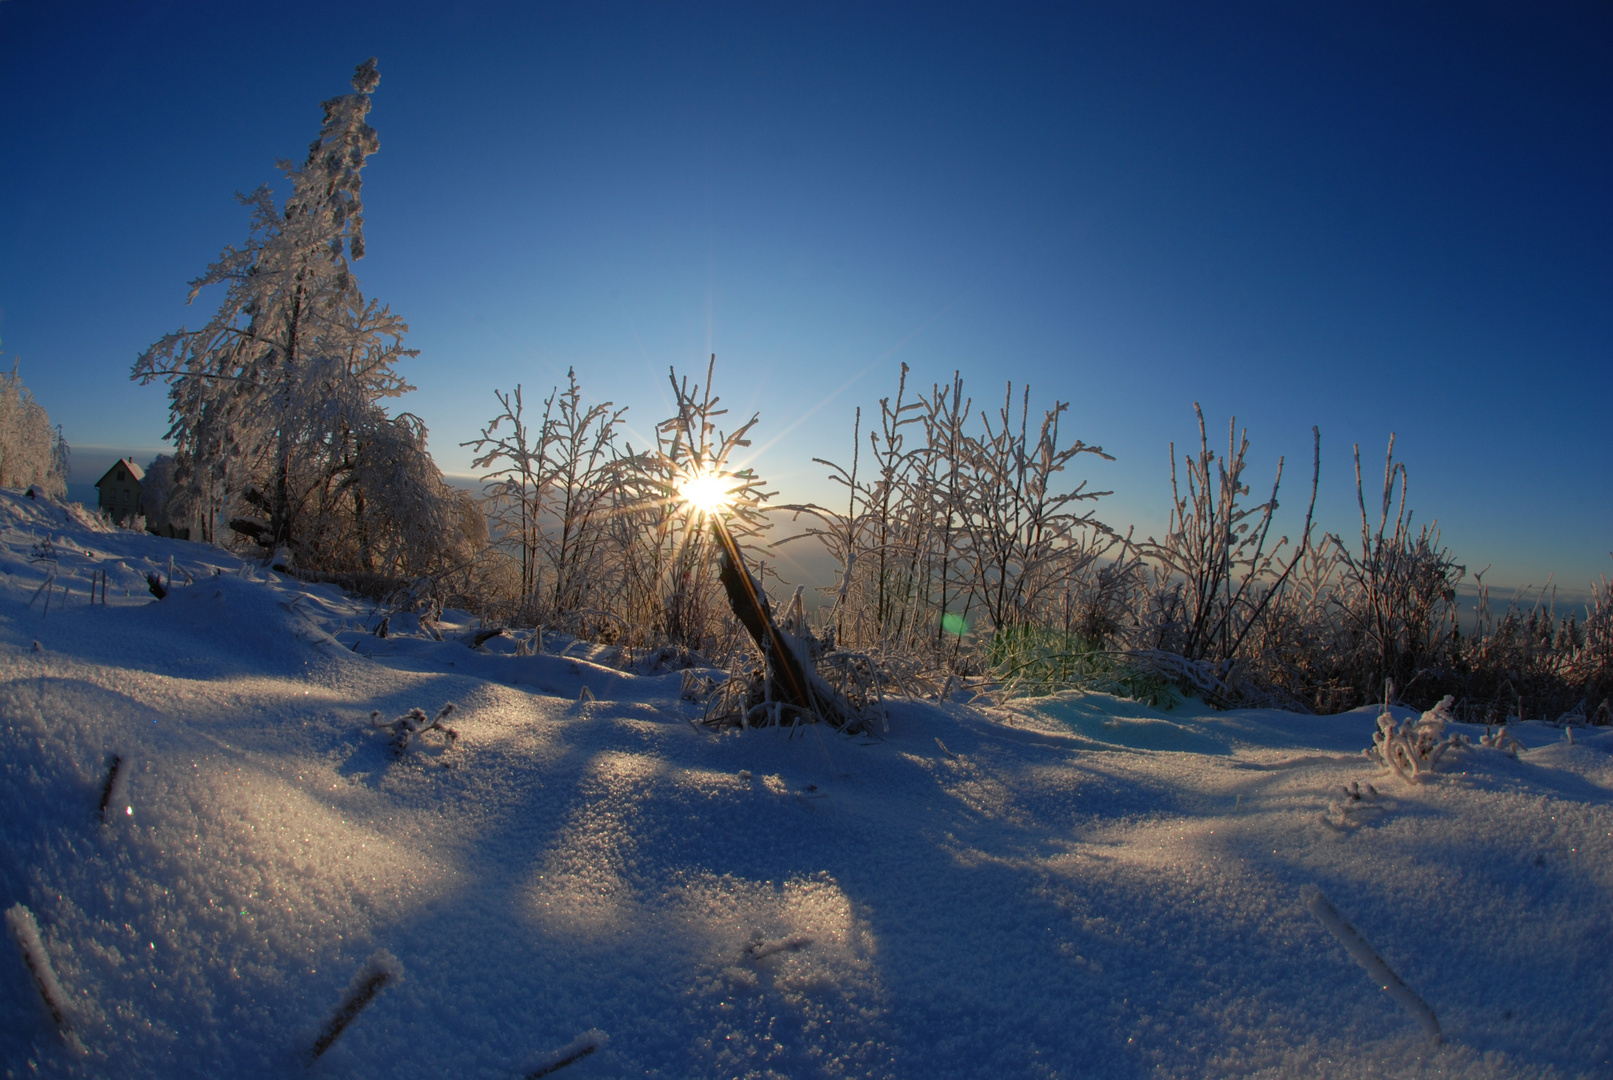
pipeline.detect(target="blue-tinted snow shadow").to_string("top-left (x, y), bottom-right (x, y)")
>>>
top-left (1031, 695), bottom-right (1234, 754)
top-left (340, 694), bottom-right (1323, 1080)
top-left (5, 576), bottom-right (355, 687)
top-left (1027, 692), bottom-right (1384, 756)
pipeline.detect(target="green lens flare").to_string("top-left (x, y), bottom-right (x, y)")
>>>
top-left (941, 612), bottom-right (968, 637)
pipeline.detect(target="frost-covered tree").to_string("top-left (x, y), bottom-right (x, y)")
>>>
top-left (140, 453), bottom-right (179, 534)
top-left (132, 59), bottom-right (468, 573)
top-left (0, 354), bottom-right (70, 498)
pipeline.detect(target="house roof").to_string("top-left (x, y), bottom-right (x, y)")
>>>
top-left (94, 458), bottom-right (145, 488)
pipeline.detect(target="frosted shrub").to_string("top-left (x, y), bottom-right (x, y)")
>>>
top-left (466, 370), bottom-right (626, 621)
top-left (1125, 406), bottom-right (1320, 708)
top-left (468, 356), bottom-right (771, 657)
top-left (442, 358), bottom-right (1607, 720)
top-left (1366, 694), bottom-right (1466, 782)
top-left (372, 704), bottom-right (459, 759)
top-left (780, 365), bottom-right (1118, 686)
top-left (1330, 437), bottom-right (1464, 707)
top-left (1448, 569), bottom-right (1613, 724)
top-left (615, 357), bottom-right (771, 650)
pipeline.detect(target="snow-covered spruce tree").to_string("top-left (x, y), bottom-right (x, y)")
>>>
top-left (132, 59), bottom-right (467, 574)
top-left (0, 354), bottom-right (70, 497)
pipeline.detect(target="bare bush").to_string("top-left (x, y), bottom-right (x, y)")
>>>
top-left (1125, 406), bottom-right (1320, 707)
top-left (1445, 570), bottom-right (1613, 723)
top-left (1329, 437), bottom-right (1464, 710)
top-left (466, 356), bottom-right (771, 659)
top-left (466, 370), bottom-right (626, 626)
top-left (781, 365), bottom-right (1119, 683)
top-left (442, 357), bottom-right (1605, 726)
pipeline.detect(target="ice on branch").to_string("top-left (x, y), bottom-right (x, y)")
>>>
top-left (1365, 694), bottom-right (1466, 782)
top-left (371, 703), bottom-right (459, 758)
top-left (1303, 886), bottom-right (1441, 1044)
top-left (6, 903), bottom-right (85, 1054)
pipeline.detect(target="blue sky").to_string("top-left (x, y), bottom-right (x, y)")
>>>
top-left (1, 1), bottom-right (1608, 590)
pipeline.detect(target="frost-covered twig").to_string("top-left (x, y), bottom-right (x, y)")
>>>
top-left (1303, 886), bottom-right (1441, 1043)
top-left (371, 704), bottom-right (459, 758)
top-left (745, 933), bottom-right (812, 960)
top-left (307, 950), bottom-right (402, 1063)
top-left (6, 903), bottom-right (85, 1054)
top-left (1320, 780), bottom-right (1383, 832)
top-left (524, 1029), bottom-right (609, 1078)
top-left (1365, 694), bottom-right (1467, 782)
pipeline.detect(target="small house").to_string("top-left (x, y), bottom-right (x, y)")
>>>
top-left (94, 458), bottom-right (145, 525)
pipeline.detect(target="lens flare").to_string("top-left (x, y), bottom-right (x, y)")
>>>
top-left (678, 470), bottom-right (735, 514)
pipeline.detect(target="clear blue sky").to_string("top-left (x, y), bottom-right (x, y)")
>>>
top-left (2, 1), bottom-right (1608, 591)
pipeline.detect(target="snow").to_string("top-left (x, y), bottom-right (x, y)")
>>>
top-left (2, 487), bottom-right (1610, 1079)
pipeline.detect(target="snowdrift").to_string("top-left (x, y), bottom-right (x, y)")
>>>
top-left (1, 489), bottom-right (1610, 1079)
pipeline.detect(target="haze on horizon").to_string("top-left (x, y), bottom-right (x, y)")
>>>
top-left (1, 1), bottom-right (1607, 592)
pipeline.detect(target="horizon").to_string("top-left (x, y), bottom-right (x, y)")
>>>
top-left (3, 2), bottom-right (1608, 592)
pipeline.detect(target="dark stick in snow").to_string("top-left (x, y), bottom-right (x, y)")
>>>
top-left (6, 904), bottom-right (85, 1054)
top-left (715, 523), bottom-right (812, 714)
top-left (98, 754), bottom-right (124, 822)
top-left (468, 626), bottom-right (504, 648)
top-left (306, 951), bottom-right (402, 1064)
top-left (1303, 886), bottom-right (1441, 1043)
top-left (523, 1029), bottom-right (608, 1078)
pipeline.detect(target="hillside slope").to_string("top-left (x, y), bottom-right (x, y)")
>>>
top-left (1, 490), bottom-right (1610, 1079)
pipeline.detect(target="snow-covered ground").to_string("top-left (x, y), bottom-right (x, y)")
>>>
top-left (2, 488), bottom-right (1610, 1080)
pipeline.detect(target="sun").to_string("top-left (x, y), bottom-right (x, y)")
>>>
top-left (677, 469), bottom-right (736, 515)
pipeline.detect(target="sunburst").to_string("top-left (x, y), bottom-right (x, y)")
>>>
top-left (677, 468), bottom-right (737, 516)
